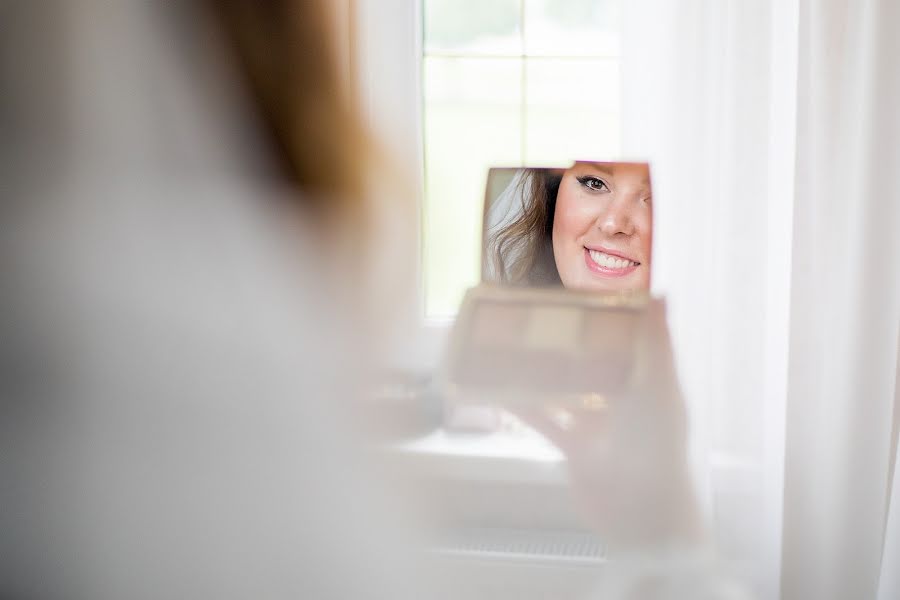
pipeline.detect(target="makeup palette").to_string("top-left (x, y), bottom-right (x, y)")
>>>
top-left (439, 285), bottom-right (656, 410)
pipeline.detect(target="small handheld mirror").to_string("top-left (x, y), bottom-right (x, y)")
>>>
top-left (482, 162), bottom-right (653, 292)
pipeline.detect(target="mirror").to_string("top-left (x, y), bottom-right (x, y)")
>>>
top-left (482, 162), bottom-right (653, 292)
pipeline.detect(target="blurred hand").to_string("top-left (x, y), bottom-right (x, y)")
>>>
top-left (512, 300), bottom-right (705, 551)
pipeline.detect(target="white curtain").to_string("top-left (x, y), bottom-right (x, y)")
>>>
top-left (621, 1), bottom-right (900, 598)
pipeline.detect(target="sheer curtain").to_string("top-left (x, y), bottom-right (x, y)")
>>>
top-left (621, 1), bottom-right (900, 598)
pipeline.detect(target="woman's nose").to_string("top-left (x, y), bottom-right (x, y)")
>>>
top-left (597, 197), bottom-right (635, 236)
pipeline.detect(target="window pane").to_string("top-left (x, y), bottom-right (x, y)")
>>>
top-left (524, 58), bottom-right (620, 163)
top-left (523, 0), bottom-right (620, 57)
top-left (423, 57), bottom-right (523, 316)
top-left (424, 0), bottom-right (522, 56)
top-left (421, 2), bottom-right (624, 318)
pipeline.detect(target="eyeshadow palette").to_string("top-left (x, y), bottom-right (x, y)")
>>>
top-left (439, 285), bottom-right (658, 410)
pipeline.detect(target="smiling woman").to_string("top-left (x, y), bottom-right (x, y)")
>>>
top-left (484, 162), bottom-right (652, 292)
top-left (553, 162), bottom-right (652, 291)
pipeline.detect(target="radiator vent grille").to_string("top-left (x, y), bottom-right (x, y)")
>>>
top-left (434, 528), bottom-right (605, 566)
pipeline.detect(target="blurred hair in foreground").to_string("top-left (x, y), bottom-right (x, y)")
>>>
top-left (0, 1), bottom-right (422, 599)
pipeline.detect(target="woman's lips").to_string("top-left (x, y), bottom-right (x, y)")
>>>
top-left (583, 247), bottom-right (639, 277)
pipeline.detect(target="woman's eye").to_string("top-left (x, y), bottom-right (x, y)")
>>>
top-left (577, 176), bottom-right (610, 193)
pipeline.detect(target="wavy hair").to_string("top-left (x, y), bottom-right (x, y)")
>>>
top-left (486, 168), bottom-right (563, 286)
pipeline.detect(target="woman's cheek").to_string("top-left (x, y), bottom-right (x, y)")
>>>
top-left (638, 210), bottom-right (653, 258)
top-left (556, 196), bottom-right (593, 240)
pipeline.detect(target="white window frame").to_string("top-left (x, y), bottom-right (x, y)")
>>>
top-left (353, 0), bottom-right (450, 371)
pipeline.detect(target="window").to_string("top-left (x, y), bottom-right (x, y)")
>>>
top-left (422, 0), bottom-right (623, 317)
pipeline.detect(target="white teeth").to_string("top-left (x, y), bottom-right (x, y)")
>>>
top-left (588, 249), bottom-right (636, 270)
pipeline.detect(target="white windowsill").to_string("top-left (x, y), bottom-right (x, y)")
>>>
top-left (391, 426), bottom-right (760, 492)
top-left (391, 427), bottom-right (568, 485)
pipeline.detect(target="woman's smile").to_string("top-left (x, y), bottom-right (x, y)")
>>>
top-left (583, 246), bottom-right (640, 277)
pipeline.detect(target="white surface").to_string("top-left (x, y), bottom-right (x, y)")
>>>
top-left (393, 428), bottom-right (567, 485)
top-left (397, 428), bottom-right (563, 461)
top-left (393, 427), bottom-right (761, 491)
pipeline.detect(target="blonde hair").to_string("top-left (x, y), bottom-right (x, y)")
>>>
top-left (211, 0), bottom-right (416, 339)
top-left (210, 0), bottom-right (373, 232)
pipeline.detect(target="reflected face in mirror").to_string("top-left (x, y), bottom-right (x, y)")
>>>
top-left (552, 162), bottom-right (652, 292)
top-left (483, 161), bottom-right (652, 292)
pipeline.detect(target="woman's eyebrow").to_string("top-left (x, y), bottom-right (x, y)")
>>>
top-left (584, 163), bottom-right (615, 176)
